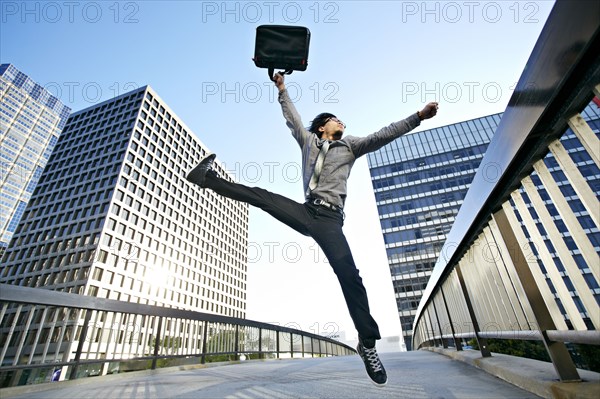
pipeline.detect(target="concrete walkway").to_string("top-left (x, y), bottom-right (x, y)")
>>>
top-left (1, 350), bottom-right (548, 399)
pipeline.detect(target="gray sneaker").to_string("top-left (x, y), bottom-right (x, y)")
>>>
top-left (357, 339), bottom-right (387, 387)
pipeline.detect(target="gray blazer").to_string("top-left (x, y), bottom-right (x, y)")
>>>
top-left (278, 89), bottom-right (421, 207)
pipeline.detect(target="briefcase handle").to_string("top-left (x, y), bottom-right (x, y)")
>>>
top-left (269, 67), bottom-right (294, 82)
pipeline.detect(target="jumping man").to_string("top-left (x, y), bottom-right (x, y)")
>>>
top-left (186, 73), bottom-right (439, 386)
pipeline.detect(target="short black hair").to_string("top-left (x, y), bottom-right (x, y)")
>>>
top-left (308, 113), bottom-right (337, 137)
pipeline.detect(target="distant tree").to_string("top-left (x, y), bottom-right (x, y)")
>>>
top-left (468, 339), bottom-right (550, 362)
top-left (468, 339), bottom-right (600, 372)
top-left (146, 335), bottom-right (183, 368)
top-left (205, 328), bottom-right (237, 362)
top-left (571, 344), bottom-right (600, 372)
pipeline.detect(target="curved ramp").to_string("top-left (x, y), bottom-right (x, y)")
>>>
top-left (2, 350), bottom-right (543, 399)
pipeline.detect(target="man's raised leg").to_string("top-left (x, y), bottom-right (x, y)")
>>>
top-left (186, 153), bottom-right (311, 236)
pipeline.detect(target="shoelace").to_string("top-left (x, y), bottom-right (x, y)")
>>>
top-left (363, 346), bottom-right (383, 373)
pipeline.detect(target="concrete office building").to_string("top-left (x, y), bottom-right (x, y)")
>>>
top-left (0, 85), bottom-right (250, 369)
top-left (0, 64), bottom-right (71, 257)
top-left (368, 101), bottom-right (600, 350)
top-left (1, 85), bottom-right (249, 317)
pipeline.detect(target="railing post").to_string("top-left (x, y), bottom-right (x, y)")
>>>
top-left (493, 207), bottom-right (580, 381)
top-left (431, 297), bottom-right (448, 348)
top-left (440, 287), bottom-right (463, 351)
top-left (455, 265), bottom-right (491, 357)
top-left (151, 317), bottom-right (163, 370)
top-left (258, 328), bottom-right (263, 360)
top-left (234, 325), bottom-right (240, 359)
top-left (201, 321), bottom-right (208, 364)
top-left (425, 307), bottom-right (436, 347)
top-left (0, 304), bottom-right (22, 366)
top-left (69, 309), bottom-right (93, 380)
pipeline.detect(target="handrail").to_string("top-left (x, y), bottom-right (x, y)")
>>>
top-left (0, 284), bottom-right (319, 336)
top-left (412, 0), bottom-right (600, 383)
top-left (0, 284), bottom-right (355, 387)
top-left (416, 0), bottom-right (600, 322)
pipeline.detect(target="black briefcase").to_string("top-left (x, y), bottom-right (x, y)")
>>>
top-left (253, 25), bottom-right (311, 81)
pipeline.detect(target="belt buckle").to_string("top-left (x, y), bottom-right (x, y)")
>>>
top-left (312, 198), bottom-right (344, 218)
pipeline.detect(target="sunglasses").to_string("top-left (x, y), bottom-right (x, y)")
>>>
top-left (325, 117), bottom-right (346, 128)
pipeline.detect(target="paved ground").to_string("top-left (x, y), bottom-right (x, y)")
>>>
top-left (2, 350), bottom-right (542, 399)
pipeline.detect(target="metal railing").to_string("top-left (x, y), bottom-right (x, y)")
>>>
top-left (0, 284), bottom-right (355, 388)
top-left (412, 0), bottom-right (600, 382)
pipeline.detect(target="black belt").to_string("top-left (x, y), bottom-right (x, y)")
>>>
top-left (308, 198), bottom-right (344, 214)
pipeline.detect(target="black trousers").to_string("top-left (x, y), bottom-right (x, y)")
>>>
top-left (204, 171), bottom-right (381, 342)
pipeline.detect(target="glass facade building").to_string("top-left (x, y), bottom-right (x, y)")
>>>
top-left (0, 85), bottom-right (250, 366)
top-left (367, 114), bottom-right (501, 350)
top-left (368, 101), bottom-right (600, 350)
top-left (0, 64), bottom-right (71, 257)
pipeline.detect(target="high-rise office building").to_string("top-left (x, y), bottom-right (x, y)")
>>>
top-left (368, 100), bottom-right (600, 350)
top-left (0, 64), bottom-right (71, 257)
top-left (367, 114), bottom-right (500, 350)
top-left (0, 85), bottom-right (249, 319)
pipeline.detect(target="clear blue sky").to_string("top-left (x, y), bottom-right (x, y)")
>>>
top-left (1, 1), bottom-right (555, 345)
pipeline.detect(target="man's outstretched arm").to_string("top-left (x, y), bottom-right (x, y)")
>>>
top-left (351, 102), bottom-right (440, 158)
top-left (274, 73), bottom-right (310, 147)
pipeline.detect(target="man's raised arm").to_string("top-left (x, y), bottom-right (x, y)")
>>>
top-left (274, 73), bottom-right (310, 147)
top-left (351, 102), bottom-right (440, 158)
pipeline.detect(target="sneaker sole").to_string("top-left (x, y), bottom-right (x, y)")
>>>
top-left (370, 379), bottom-right (387, 387)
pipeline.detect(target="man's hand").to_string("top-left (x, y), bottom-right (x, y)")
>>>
top-left (418, 102), bottom-right (439, 120)
top-left (273, 72), bottom-right (285, 92)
